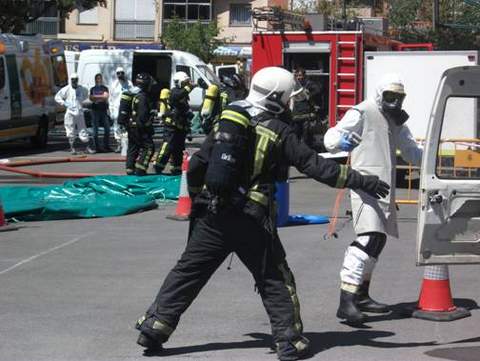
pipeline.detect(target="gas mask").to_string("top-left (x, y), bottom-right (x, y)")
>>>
top-left (381, 91), bottom-right (408, 125)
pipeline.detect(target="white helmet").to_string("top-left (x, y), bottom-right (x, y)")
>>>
top-left (246, 67), bottom-right (298, 114)
top-left (173, 71), bottom-right (190, 88)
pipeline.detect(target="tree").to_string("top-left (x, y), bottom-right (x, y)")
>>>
top-left (0, 0), bottom-right (107, 34)
top-left (162, 19), bottom-right (231, 63)
top-left (387, 0), bottom-right (480, 49)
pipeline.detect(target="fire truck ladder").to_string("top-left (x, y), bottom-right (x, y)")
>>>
top-left (334, 36), bottom-right (359, 121)
top-left (251, 6), bottom-right (306, 31)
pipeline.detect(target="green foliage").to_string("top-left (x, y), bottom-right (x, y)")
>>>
top-left (388, 0), bottom-right (480, 50)
top-left (162, 19), bottom-right (230, 63)
top-left (0, 0), bottom-right (106, 33)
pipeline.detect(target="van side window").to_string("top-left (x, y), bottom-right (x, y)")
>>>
top-left (436, 96), bottom-right (480, 179)
top-left (0, 58), bottom-right (5, 90)
top-left (176, 65), bottom-right (191, 78)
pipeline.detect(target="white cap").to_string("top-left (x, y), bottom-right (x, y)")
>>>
top-left (70, 72), bottom-right (79, 79)
top-left (116, 66), bottom-right (125, 73)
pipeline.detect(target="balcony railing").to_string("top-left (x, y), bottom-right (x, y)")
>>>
top-left (24, 17), bottom-right (59, 35)
top-left (114, 20), bottom-right (155, 40)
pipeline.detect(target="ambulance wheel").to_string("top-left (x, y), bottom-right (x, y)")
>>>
top-left (31, 117), bottom-right (49, 148)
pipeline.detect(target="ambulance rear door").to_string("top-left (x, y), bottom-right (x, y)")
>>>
top-left (417, 65), bottom-right (480, 265)
top-left (0, 55), bottom-right (10, 127)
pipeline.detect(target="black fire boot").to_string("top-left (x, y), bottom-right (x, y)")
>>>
top-left (136, 333), bottom-right (164, 351)
top-left (336, 289), bottom-right (366, 324)
top-left (276, 336), bottom-right (310, 361)
top-left (135, 315), bottom-right (171, 352)
top-left (356, 281), bottom-right (389, 313)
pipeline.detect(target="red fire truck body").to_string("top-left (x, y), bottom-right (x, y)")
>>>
top-left (252, 30), bottom-right (412, 127)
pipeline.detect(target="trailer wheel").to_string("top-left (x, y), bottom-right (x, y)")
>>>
top-left (31, 117), bottom-right (49, 149)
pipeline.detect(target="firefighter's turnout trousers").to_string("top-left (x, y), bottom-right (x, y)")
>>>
top-left (126, 126), bottom-right (154, 176)
top-left (154, 126), bottom-right (187, 175)
top-left (136, 205), bottom-right (303, 345)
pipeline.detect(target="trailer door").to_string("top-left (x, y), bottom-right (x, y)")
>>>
top-left (417, 66), bottom-right (480, 265)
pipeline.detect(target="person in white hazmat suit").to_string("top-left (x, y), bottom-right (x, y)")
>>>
top-left (324, 74), bottom-right (423, 324)
top-left (55, 73), bottom-right (94, 154)
top-left (109, 67), bottom-right (134, 153)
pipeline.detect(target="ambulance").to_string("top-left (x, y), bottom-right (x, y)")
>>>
top-left (0, 34), bottom-right (68, 147)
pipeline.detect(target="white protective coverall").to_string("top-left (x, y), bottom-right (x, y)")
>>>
top-left (324, 74), bottom-right (423, 289)
top-left (55, 83), bottom-right (90, 144)
top-left (109, 78), bottom-right (134, 142)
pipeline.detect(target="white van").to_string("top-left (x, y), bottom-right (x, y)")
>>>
top-left (0, 34), bottom-right (68, 146)
top-left (76, 49), bottom-right (220, 110)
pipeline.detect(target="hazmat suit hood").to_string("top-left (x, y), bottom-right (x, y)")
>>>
top-left (373, 73), bottom-right (409, 125)
top-left (373, 73), bottom-right (405, 107)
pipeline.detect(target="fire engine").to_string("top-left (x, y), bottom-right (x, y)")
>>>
top-left (251, 7), bottom-right (431, 131)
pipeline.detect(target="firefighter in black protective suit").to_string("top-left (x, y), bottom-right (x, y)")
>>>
top-left (135, 67), bottom-right (390, 360)
top-left (153, 71), bottom-right (195, 175)
top-left (292, 67), bottom-right (327, 152)
top-left (118, 73), bottom-right (155, 175)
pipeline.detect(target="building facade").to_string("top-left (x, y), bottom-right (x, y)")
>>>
top-left (56, 0), bottom-right (287, 47)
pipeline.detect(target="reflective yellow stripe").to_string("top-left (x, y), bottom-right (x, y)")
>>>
top-left (335, 164), bottom-right (348, 188)
top-left (152, 320), bottom-right (174, 335)
top-left (220, 110), bottom-right (250, 128)
top-left (136, 315), bottom-right (146, 328)
top-left (279, 263), bottom-right (303, 334)
top-left (135, 162), bottom-right (148, 170)
top-left (156, 142), bottom-right (169, 164)
top-left (341, 281), bottom-right (360, 294)
top-left (247, 190), bottom-right (268, 207)
top-left (252, 125), bottom-right (279, 178)
top-left (256, 125), bottom-right (278, 143)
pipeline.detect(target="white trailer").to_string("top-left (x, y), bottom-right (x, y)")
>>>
top-left (364, 51), bottom-right (478, 141)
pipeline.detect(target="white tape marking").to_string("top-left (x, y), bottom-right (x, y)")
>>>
top-left (0, 234), bottom-right (89, 275)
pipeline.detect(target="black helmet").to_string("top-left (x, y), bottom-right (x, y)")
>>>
top-left (135, 73), bottom-right (152, 91)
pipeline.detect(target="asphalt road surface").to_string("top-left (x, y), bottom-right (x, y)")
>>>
top-left (0, 134), bottom-right (479, 361)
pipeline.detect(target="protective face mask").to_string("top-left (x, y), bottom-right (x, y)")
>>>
top-left (381, 91), bottom-right (405, 114)
top-left (71, 80), bottom-right (79, 88)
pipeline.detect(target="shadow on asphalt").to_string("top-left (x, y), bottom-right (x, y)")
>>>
top-left (142, 329), bottom-right (439, 359)
top-left (141, 299), bottom-right (478, 358)
top-left (425, 346), bottom-right (480, 361)
top-left (363, 298), bottom-right (479, 325)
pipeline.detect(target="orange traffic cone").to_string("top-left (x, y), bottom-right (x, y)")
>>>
top-left (0, 195), bottom-right (18, 232)
top-left (166, 152), bottom-right (191, 221)
top-left (412, 265), bottom-right (470, 321)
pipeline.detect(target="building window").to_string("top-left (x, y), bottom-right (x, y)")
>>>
top-left (78, 7), bottom-right (98, 25)
top-left (114, 0), bottom-right (156, 40)
top-left (163, 0), bottom-right (211, 23)
top-left (229, 4), bottom-right (251, 26)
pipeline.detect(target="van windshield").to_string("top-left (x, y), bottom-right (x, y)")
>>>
top-left (197, 65), bottom-right (220, 84)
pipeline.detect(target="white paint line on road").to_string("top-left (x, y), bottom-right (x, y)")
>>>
top-left (0, 233), bottom-right (91, 275)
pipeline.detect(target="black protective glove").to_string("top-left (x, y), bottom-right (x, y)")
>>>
top-left (359, 175), bottom-right (390, 199)
top-left (345, 169), bottom-right (390, 199)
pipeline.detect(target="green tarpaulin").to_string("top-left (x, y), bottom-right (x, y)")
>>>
top-left (1, 175), bottom-right (181, 221)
